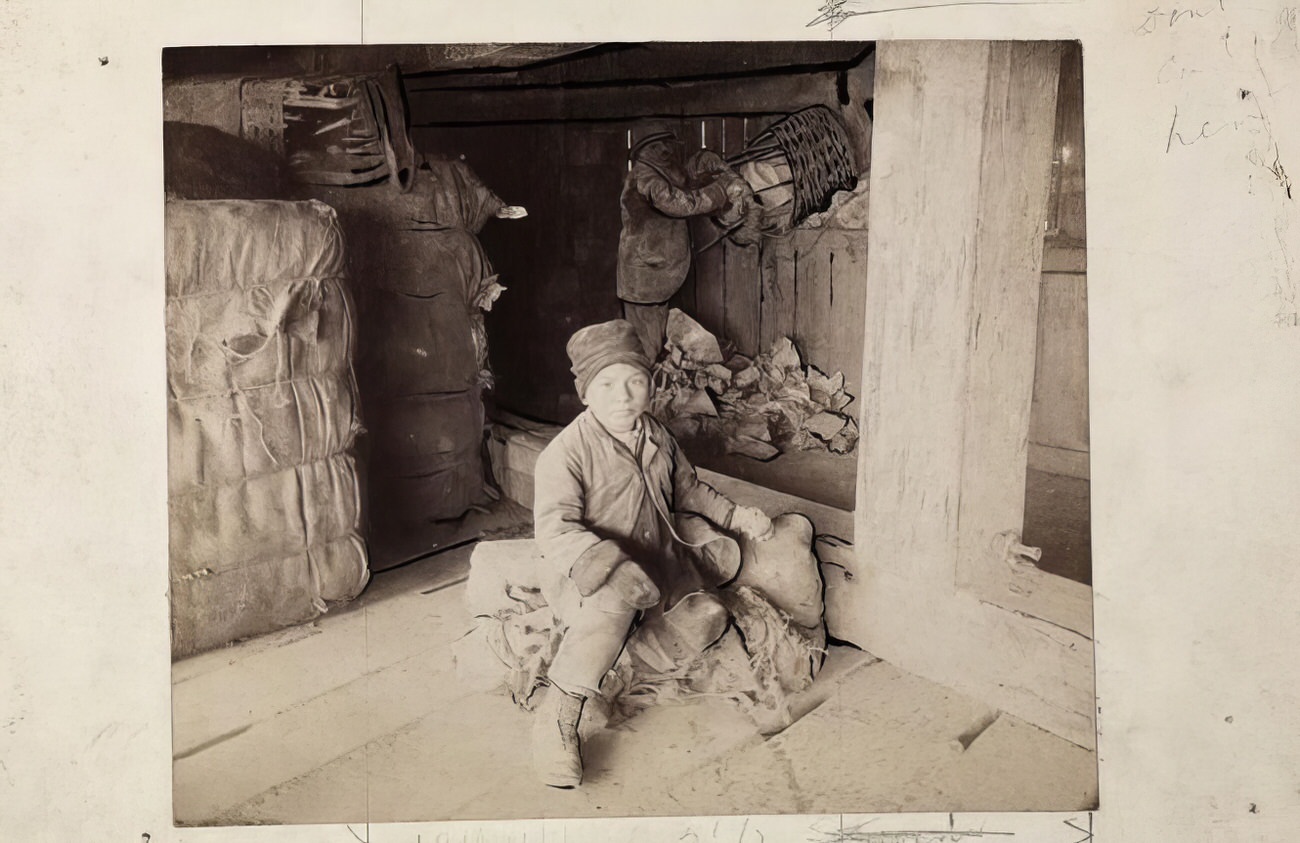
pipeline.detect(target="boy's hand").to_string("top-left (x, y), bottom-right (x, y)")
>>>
top-left (722, 173), bottom-right (753, 210)
top-left (732, 506), bottom-right (775, 542)
top-left (604, 561), bottom-right (661, 610)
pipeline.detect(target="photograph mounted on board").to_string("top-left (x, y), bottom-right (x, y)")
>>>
top-left (162, 40), bottom-right (1096, 825)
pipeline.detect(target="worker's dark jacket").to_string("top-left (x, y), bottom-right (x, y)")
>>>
top-left (616, 153), bottom-right (730, 304)
top-left (533, 410), bottom-right (737, 608)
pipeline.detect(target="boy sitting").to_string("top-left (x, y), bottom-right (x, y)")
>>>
top-left (531, 318), bottom-right (774, 788)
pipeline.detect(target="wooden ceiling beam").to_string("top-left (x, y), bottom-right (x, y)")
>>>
top-left (408, 71), bottom-right (845, 126)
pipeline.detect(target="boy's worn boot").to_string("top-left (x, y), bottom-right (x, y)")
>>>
top-left (532, 685), bottom-right (587, 788)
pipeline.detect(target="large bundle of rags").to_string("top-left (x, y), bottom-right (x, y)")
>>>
top-left (339, 157), bottom-right (507, 562)
top-left (165, 200), bottom-right (370, 658)
top-left (650, 309), bottom-right (859, 461)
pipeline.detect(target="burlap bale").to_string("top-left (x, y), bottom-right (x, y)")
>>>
top-left (367, 227), bottom-right (494, 301)
top-left (168, 450), bottom-right (362, 578)
top-left (167, 371), bottom-right (358, 493)
top-left (311, 533), bottom-right (370, 602)
top-left (165, 200), bottom-right (345, 299)
top-left (166, 199), bottom-right (368, 658)
top-left (171, 553), bottom-right (319, 658)
top-left (733, 513), bottom-right (825, 629)
top-left (368, 456), bottom-right (487, 525)
top-left (485, 423), bottom-right (556, 509)
top-left (364, 387), bottom-right (487, 525)
top-left (333, 163), bottom-right (499, 299)
top-left (357, 287), bottom-right (478, 395)
top-left (331, 159), bottom-right (505, 538)
top-left (170, 534), bottom-right (368, 658)
top-left (165, 275), bottom-right (355, 402)
top-left (365, 391), bottom-right (485, 476)
top-left (404, 156), bottom-right (505, 233)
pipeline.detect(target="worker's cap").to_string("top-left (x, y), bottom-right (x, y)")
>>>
top-left (629, 130), bottom-right (679, 160)
top-left (566, 319), bottom-right (651, 398)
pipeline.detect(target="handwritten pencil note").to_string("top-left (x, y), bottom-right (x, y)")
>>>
top-left (809, 0), bottom-right (1300, 325)
top-left (1137, 1), bottom-right (1300, 324)
top-left (807, 0), bottom-right (1077, 32)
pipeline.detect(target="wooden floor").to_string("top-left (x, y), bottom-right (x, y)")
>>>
top-left (172, 538), bottom-right (1098, 827)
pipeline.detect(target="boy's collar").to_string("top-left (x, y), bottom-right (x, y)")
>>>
top-left (581, 408), bottom-right (646, 437)
top-left (581, 410), bottom-right (662, 454)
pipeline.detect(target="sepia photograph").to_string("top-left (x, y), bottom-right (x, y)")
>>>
top-left (162, 40), bottom-right (1097, 826)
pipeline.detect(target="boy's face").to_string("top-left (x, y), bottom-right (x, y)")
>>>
top-left (583, 363), bottom-right (652, 433)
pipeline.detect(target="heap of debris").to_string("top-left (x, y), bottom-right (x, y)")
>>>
top-left (650, 309), bottom-right (859, 461)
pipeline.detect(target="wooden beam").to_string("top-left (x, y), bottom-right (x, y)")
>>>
top-left (952, 44), bottom-right (1093, 636)
top-left (403, 42), bottom-right (872, 89)
top-left (407, 73), bottom-right (839, 125)
top-left (953, 41), bottom-right (1060, 587)
top-left (855, 41), bottom-right (991, 584)
top-left (699, 468), bottom-right (853, 541)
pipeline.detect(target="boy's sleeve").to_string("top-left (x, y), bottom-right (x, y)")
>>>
top-left (637, 168), bottom-right (729, 219)
top-left (667, 434), bottom-right (738, 530)
top-left (533, 441), bottom-right (633, 597)
top-left (686, 148), bottom-right (731, 180)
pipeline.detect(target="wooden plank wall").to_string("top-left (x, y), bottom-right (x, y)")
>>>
top-left (413, 122), bottom-right (630, 425)
top-left (720, 117), bottom-right (762, 358)
top-left (682, 115), bottom-right (870, 408)
top-left (1028, 45), bottom-right (1090, 481)
top-left (406, 61), bottom-right (872, 424)
top-left (680, 115), bottom-right (776, 357)
top-left (760, 230), bottom-right (868, 402)
top-left (417, 112), bottom-right (869, 424)
top-left (1028, 268), bottom-right (1090, 479)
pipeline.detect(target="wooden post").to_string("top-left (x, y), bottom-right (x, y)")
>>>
top-left (840, 41), bottom-right (1095, 749)
top-left (855, 41), bottom-right (993, 585)
top-left (954, 41), bottom-right (1061, 590)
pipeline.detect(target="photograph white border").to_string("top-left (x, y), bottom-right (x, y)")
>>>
top-left (4, 0), bottom-right (1300, 840)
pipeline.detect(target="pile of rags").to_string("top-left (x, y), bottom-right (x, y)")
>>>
top-left (452, 513), bottom-right (828, 734)
top-left (650, 309), bottom-right (859, 461)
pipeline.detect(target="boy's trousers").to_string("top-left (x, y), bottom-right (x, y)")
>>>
top-left (543, 577), bottom-right (639, 698)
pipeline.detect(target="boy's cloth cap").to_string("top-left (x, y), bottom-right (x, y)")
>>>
top-left (567, 320), bottom-right (651, 397)
top-left (629, 130), bottom-right (678, 160)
